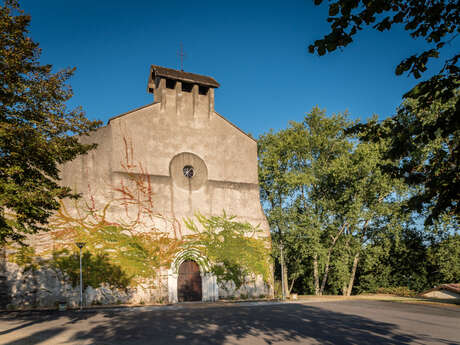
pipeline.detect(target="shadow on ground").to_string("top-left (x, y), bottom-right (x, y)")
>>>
top-left (0, 303), bottom-right (457, 345)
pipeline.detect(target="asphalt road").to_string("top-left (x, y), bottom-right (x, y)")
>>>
top-left (0, 300), bottom-right (459, 344)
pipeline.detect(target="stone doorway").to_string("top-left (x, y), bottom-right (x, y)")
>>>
top-left (177, 260), bottom-right (202, 302)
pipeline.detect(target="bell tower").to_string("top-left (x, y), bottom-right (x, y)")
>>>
top-left (147, 65), bottom-right (220, 118)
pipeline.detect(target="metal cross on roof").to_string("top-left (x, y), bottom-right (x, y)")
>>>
top-left (178, 43), bottom-right (186, 71)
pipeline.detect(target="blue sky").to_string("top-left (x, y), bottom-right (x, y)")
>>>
top-left (21, 0), bottom-right (456, 137)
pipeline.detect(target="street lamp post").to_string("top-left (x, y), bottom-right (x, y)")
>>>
top-left (280, 241), bottom-right (286, 301)
top-left (75, 242), bottom-right (86, 310)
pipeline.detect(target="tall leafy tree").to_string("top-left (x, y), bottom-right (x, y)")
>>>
top-left (260, 108), bottom-right (355, 295)
top-left (359, 96), bottom-right (459, 224)
top-left (323, 140), bottom-right (406, 295)
top-left (310, 0), bottom-right (459, 224)
top-left (0, 0), bottom-right (101, 244)
top-left (258, 127), bottom-right (293, 296)
top-left (260, 108), bottom-right (406, 295)
top-left (283, 109), bottom-right (354, 295)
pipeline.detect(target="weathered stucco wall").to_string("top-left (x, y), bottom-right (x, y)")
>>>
top-left (69, 85), bottom-right (269, 236)
top-left (1, 70), bottom-right (272, 308)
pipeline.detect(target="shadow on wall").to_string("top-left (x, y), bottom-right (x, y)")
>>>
top-left (0, 303), bottom-right (457, 345)
top-left (0, 274), bottom-right (10, 309)
top-left (2, 250), bottom-right (141, 309)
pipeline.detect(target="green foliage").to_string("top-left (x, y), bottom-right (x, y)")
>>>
top-left (185, 213), bottom-right (271, 290)
top-left (376, 287), bottom-right (417, 297)
top-left (307, 0), bottom-right (459, 293)
top-left (52, 201), bottom-right (271, 290)
top-left (10, 245), bottom-right (39, 270)
top-left (355, 225), bottom-right (459, 294)
top-left (311, 0), bottom-right (459, 224)
top-left (353, 237), bottom-right (392, 293)
top-left (51, 201), bottom-right (182, 283)
top-left (310, 0), bottom-right (458, 81)
top-left (356, 94), bottom-right (459, 225)
top-left (258, 106), bottom-right (460, 296)
top-left (387, 227), bottom-right (430, 292)
top-left (50, 249), bottom-right (131, 289)
top-left (259, 107), bottom-right (405, 296)
top-left (0, 0), bottom-right (101, 244)
top-left (10, 245), bottom-right (132, 289)
top-left (428, 234), bottom-right (460, 284)
top-left (259, 107), bottom-right (355, 294)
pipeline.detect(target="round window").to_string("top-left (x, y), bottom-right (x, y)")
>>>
top-left (170, 152), bottom-right (207, 191)
top-left (183, 165), bottom-right (194, 178)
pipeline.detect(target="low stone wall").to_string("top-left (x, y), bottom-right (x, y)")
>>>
top-left (218, 275), bottom-right (271, 300)
top-left (1, 262), bottom-right (168, 309)
top-left (1, 260), bottom-right (272, 309)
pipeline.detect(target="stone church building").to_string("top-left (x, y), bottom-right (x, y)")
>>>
top-left (1, 66), bottom-right (271, 307)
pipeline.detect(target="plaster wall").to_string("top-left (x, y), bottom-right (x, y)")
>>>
top-left (0, 79), bottom-right (270, 306)
top-left (70, 87), bottom-right (268, 236)
top-left (4, 77), bottom-right (272, 307)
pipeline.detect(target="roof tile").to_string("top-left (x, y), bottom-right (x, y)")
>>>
top-left (150, 65), bottom-right (220, 88)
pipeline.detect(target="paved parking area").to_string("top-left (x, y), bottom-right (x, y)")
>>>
top-left (0, 300), bottom-right (459, 344)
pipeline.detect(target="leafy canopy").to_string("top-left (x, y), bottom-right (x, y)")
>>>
top-left (310, 0), bottom-right (459, 224)
top-left (0, 0), bottom-right (101, 244)
top-left (309, 0), bottom-right (459, 81)
top-left (357, 95), bottom-right (459, 223)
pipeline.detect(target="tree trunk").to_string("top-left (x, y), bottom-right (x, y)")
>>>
top-left (282, 261), bottom-right (290, 298)
top-left (288, 278), bottom-right (296, 295)
top-left (319, 249), bottom-right (332, 295)
top-left (313, 254), bottom-right (320, 295)
top-left (279, 243), bottom-right (289, 299)
top-left (319, 223), bottom-right (347, 295)
top-left (346, 251), bottom-right (360, 296)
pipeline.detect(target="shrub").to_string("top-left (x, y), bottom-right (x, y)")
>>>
top-left (376, 286), bottom-right (417, 297)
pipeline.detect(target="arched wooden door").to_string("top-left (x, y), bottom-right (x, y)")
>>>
top-left (178, 260), bottom-right (202, 302)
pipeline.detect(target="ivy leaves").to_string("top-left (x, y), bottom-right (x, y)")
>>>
top-left (185, 213), bottom-right (271, 290)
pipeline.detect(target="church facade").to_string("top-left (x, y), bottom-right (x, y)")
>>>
top-left (2, 66), bottom-right (271, 307)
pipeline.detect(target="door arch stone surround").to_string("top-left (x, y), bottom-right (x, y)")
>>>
top-left (168, 249), bottom-right (218, 303)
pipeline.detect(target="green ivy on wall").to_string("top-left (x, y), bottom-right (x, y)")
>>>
top-left (51, 249), bottom-right (131, 289)
top-left (185, 212), bottom-right (272, 289)
top-left (12, 139), bottom-right (272, 291)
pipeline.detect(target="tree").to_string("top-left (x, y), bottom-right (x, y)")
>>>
top-left (259, 108), bottom-right (406, 296)
top-left (310, 0), bottom-right (459, 224)
top-left (258, 127), bottom-right (294, 297)
top-left (353, 226), bottom-right (429, 294)
top-left (360, 96), bottom-right (459, 224)
top-left (283, 109), bottom-right (355, 296)
top-left (0, 0), bottom-right (101, 244)
top-left (355, 222), bottom-right (459, 294)
top-left (322, 140), bottom-right (406, 295)
top-left (427, 222), bottom-right (460, 285)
